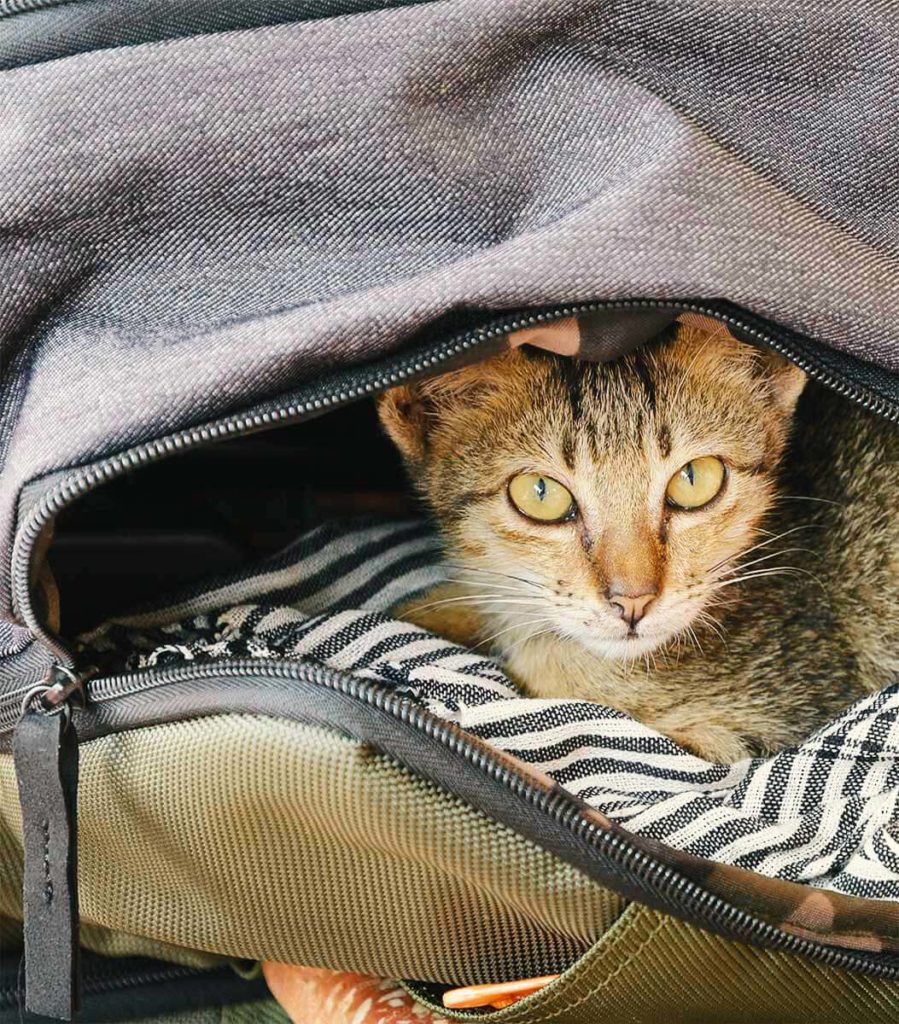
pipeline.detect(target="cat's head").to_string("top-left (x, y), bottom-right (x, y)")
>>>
top-left (377, 318), bottom-right (806, 660)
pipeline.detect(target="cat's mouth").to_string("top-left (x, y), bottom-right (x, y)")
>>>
top-left (564, 608), bottom-right (683, 660)
top-left (580, 631), bottom-right (674, 660)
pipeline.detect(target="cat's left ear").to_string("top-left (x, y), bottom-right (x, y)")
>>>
top-left (678, 313), bottom-right (806, 416)
top-left (757, 349), bottom-right (807, 416)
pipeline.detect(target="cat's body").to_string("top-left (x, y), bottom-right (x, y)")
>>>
top-left (379, 321), bottom-right (898, 762)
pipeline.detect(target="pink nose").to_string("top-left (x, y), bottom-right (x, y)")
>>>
top-left (608, 591), bottom-right (656, 629)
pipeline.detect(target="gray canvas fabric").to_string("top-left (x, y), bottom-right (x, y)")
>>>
top-left (2, 0), bottom-right (899, 647)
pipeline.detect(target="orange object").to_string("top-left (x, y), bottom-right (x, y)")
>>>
top-left (262, 964), bottom-right (450, 1023)
top-left (442, 974), bottom-right (560, 1010)
top-left (490, 994), bottom-right (523, 1009)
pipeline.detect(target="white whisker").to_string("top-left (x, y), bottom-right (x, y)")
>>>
top-left (695, 609), bottom-right (728, 647)
top-left (474, 616), bottom-right (558, 650)
top-left (443, 563), bottom-right (553, 592)
top-left (685, 623), bottom-right (704, 656)
top-left (776, 494), bottom-right (844, 508)
top-left (405, 594), bottom-right (544, 616)
top-left (723, 545), bottom-right (816, 575)
top-left (442, 576), bottom-right (538, 596)
top-left (500, 625), bottom-right (561, 655)
top-left (707, 524), bottom-right (819, 574)
top-left (702, 565), bottom-right (827, 595)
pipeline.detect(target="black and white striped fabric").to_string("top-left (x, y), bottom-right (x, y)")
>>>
top-left (85, 519), bottom-right (899, 901)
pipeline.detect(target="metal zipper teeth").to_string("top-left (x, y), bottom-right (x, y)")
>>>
top-left (9, 656), bottom-right (897, 982)
top-left (0, 964), bottom-right (245, 1013)
top-left (11, 298), bottom-right (899, 664)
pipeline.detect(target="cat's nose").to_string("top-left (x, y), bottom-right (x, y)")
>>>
top-left (608, 591), bottom-right (656, 629)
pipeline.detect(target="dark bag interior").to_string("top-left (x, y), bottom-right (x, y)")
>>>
top-left (49, 401), bottom-right (411, 638)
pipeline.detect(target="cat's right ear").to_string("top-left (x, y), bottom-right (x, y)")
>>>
top-left (378, 354), bottom-right (518, 462)
top-left (377, 384), bottom-right (429, 463)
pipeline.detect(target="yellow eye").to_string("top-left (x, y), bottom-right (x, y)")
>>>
top-left (508, 473), bottom-right (575, 522)
top-left (666, 456), bottom-right (726, 510)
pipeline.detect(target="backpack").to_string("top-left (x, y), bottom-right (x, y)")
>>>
top-left (1, 2), bottom-right (897, 1021)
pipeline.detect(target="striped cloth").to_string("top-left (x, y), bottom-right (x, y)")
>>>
top-left (86, 519), bottom-right (899, 900)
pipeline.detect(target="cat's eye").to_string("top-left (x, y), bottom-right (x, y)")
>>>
top-left (665, 456), bottom-right (726, 510)
top-left (508, 473), bottom-right (575, 522)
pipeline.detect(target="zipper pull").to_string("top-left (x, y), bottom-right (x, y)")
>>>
top-left (13, 671), bottom-right (81, 1021)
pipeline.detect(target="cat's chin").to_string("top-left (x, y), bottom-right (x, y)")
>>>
top-left (567, 628), bottom-right (676, 661)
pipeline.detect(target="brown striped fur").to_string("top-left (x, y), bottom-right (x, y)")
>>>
top-left (378, 321), bottom-right (898, 762)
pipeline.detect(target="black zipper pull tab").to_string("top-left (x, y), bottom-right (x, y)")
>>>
top-left (13, 674), bottom-right (81, 1021)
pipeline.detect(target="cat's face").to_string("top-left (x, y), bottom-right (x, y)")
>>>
top-left (378, 320), bottom-right (806, 660)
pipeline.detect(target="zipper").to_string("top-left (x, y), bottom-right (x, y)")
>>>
top-left (0, 963), bottom-right (199, 1007)
top-left (5, 300), bottom-right (899, 987)
top-left (0, 959), bottom-right (261, 1013)
top-left (1, 657), bottom-right (897, 980)
top-left (12, 298), bottom-right (899, 666)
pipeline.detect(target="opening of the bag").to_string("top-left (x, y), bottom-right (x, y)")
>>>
top-left (12, 306), bottom-right (898, 1005)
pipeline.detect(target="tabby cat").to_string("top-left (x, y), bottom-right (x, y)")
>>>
top-left (377, 318), bottom-right (899, 762)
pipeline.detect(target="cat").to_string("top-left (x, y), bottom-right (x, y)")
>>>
top-left (377, 317), bottom-right (899, 763)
